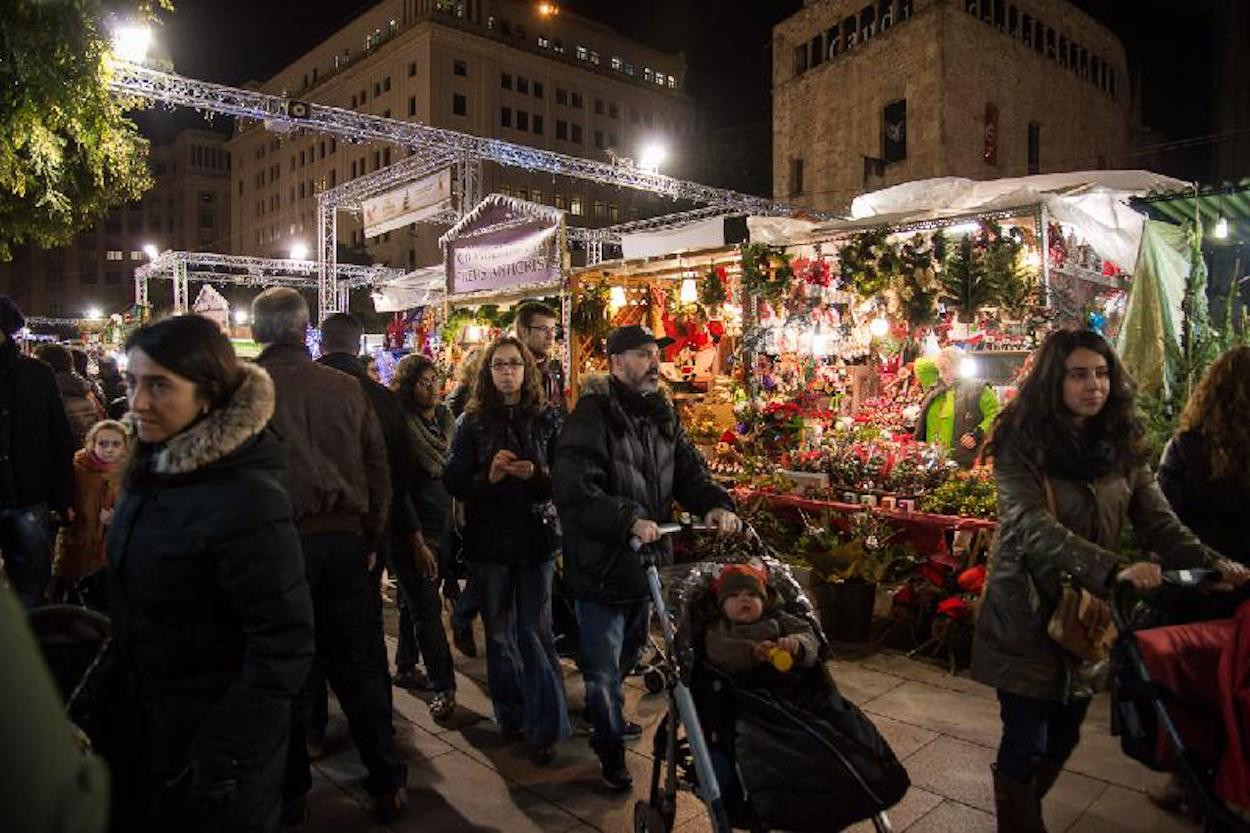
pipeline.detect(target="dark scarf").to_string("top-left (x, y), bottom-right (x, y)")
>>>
top-left (409, 404), bottom-right (454, 478)
top-left (1044, 424), bottom-right (1119, 482)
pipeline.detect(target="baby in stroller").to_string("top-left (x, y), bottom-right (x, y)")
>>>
top-left (657, 556), bottom-right (908, 832)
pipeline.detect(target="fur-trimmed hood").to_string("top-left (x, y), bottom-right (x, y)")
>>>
top-left (151, 362), bottom-right (275, 476)
top-left (576, 372), bottom-right (676, 436)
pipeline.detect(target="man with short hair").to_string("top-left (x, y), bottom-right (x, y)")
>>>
top-left (554, 324), bottom-right (740, 790)
top-left (318, 314), bottom-right (454, 720)
top-left (0, 297), bottom-right (75, 608)
top-left (515, 301), bottom-right (565, 412)
top-left (252, 289), bottom-right (407, 824)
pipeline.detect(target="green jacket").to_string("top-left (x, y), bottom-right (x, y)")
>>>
top-left (914, 379), bottom-right (998, 466)
top-left (971, 441), bottom-right (1216, 702)
top-left (0, 586), bottom-right (109, 833)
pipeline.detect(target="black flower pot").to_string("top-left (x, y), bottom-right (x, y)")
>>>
top-left (831, 580), bottom-right (878, 643)
top-left (808, 581), bottom-right (839, 637)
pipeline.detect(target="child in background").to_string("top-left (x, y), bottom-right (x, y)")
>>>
top-left (48, 419), bottom-right (131, 609)
top-left (704, 563), bottom-right (820, 675)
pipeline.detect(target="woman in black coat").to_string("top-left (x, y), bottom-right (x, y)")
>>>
top-left (107, 316), bottom-right (314, 833)
top-left (442, 335), bottom-right (569, 764)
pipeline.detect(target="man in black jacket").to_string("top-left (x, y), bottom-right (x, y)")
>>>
top-left (318, 315), bottom-right (453, 708)
top-left (554, 324), bottom-right (740, 790)
top-left (0, 297), bottom-right (76, 608)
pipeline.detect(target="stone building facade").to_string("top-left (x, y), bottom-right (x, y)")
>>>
top-left (228, 0), bottom-right (695, 270)
top-left (0, 129), bottom-right (232, 317)
top-left (773, 0), bottom-right (1130, 212)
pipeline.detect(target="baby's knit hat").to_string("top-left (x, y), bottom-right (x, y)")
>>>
top-left (713, 564), bottom-right (768, 605)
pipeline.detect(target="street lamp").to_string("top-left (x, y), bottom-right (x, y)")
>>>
top-left (289, 242), bottom-right (310, 261)
top-left (537, 2), bottom-right (560, 16)
top-left (639, 142), bottom-right (667, 174)
top-left (110, 23), bottom-right (152, 64)
top-left (143, 243), bottom-right (159, 260)
top-left (86, 307), bottom-right (102, 321)
top-left (233, 310), bottom-right (250, 326)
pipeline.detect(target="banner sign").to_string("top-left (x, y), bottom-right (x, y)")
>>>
top-left (444, 198), bottom-right (563, 297)
top-left (363, 169), bottom-right (452, 238)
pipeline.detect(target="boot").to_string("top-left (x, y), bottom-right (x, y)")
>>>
top-left (1034, 759), bottom-right (1063, 800)
top-left (992, 764), bottom-right (1047, 833)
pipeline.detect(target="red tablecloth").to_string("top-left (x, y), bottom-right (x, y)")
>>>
top-left (730, 488), bottom-right (996, 556)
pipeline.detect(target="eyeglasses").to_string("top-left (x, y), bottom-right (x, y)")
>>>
top-left (415, 376), bottom-right (439, 388)
top-left (490, 359), bottom-right (525, 372)
top-left (524, 324), bottom-right (557, 337)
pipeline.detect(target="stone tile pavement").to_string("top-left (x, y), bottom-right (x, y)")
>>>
top-left (304, 618), bottom-right (1200, 833)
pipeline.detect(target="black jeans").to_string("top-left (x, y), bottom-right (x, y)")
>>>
top-left (388, 532), bottom-right (455, 693)
top-left (284, 532), bottom-right (404, 799)
top-left (1, 504), bottom-right (50, 609)
top-left (996, 689), bottom-right (1090, 784)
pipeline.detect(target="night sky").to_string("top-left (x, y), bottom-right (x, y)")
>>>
top-left (150, 0), bottom-right (1215, 168)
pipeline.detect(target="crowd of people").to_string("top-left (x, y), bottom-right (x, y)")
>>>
top-left (1, 286), bottom-right (1249, 833)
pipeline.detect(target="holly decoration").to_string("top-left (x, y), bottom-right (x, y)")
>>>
top-left (739, 243), bottom-right (794, 302)
top-left (699, 265), bottom-right (730, 308)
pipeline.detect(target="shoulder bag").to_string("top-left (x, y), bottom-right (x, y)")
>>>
top-left (1039, 475), bottom-right (1116, 662)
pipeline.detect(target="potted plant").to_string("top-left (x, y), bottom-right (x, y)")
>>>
top-left (801, 511), bottom-right (905, 642)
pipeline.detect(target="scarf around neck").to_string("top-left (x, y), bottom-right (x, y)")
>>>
top-left (409, 404), bottom-right (454, 478)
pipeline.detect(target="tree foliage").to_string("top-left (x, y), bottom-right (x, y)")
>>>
top-left (0, 0), bottom-right (161, 259)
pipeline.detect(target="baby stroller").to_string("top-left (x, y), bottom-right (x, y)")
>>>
top-left (1111, 569), bottom-right (1250, 833)
top-left (27, 603), bottom-right (114, 750)
top-left (632, 519), bottom-right (907, 833)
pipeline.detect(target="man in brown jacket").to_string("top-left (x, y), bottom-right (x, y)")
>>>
top-left (251, 288), bottom-right (408, 824)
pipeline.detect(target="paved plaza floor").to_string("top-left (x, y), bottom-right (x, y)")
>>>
top-left (304, 609), bottom-right (1200, 833)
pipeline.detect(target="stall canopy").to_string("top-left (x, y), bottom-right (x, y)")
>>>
top-left (620, 215), bottom-right (822, 260)
top-left (370, 265), bottom-right (446, 313)
top-left (1115, 220), bottom-right (1190, 397)
top-left (805, 170), bottom-right (1189, 272)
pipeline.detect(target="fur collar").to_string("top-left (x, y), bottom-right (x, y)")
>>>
top-left (152, 362), bottom-right (275, 476)
top-left (578, 372), bottom-right (676, 436)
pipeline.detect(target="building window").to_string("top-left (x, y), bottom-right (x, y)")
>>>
top-left (409, 96), bottom-right (417, 116)
top-left (516, 111), bottom-right (529, 131)
top-left (883, 98), bottom-right (907, 162)
top-left (556, 120), bottom-right (568, 140)
top-left (594, 130), bottom-right (604, 149)
top-left (611, 56), bottom-right (622, 72)
top-left (501, 72), bottom-right (512, 90)
top-left (374, 81), bottom-right (381, 97)
top-left (533, 82), bottom-right (544, 98)
top-left (1021, 13), bottom-right (1032, 47)
top-left (570, 195), bottom-right (583, 215)
top-left (453, 93), bottom-right (467, 115)
top-left (571, 92), bottom-right (583, 109)
top-left (517, 76), bottom-right (529, 94)
top-left (608, 131), bottom-right (618, 146)
top-left (788, 159), bottom-right (804, 197)
top-left (1027, 122), bottom-right (1040, 174)
top-left (538, 35), bottom-right (550, 49)
top-left (556, 88), bottom-right (568, 105)
top-left (533, 114), bottom-right (543, 134)
top-left (409, 61), bottom-right (417, 77)
top-left (453, 59), bottom-right (467, 76)
top-left (383, 76), bottom-right (391, 91)
top-left (1046, 27), bottom-right (1056, 60)
top-left (629, 107), bottom-right (639, 124)
top-left (644, 67), bottom-right (654, 83)
top-left (590, 51), bottom-right (600, 66)
top-left (571, 124), bottom-right (583, 144)
top-left (130, 250), bottom-right (142, 260)
top-left (576, 45), bottom-right (588, 61)
top-left (609, 102), bottom-right (619, 119)
top-left (668, 76), bottom-right (676, 89)
top-left (501, 106), bottom-right (512, 128)
top-left (594, 98), bottom-right (604, 115)
top-left (553, 38), bottom-right (565, 54)
top-left (654, 73), bottom-right (665, 87)
top-left (593, 201), bottom-right (605, 220)
top-left (554, 193), bottom-right (566, 209)
top-left (532, 189), bottom-right (543, 204)
top-left (859, 5), bottom-right (875, 42)
top-left (625, 62), bottom-right (634, 76)
top-left (106, 250), bottom-right (123, 261)
top-left (609, 203), bottom-right (620, 222)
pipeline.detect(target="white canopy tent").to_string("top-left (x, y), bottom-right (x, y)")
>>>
top-left (369, 265), bottom-right (447, 313)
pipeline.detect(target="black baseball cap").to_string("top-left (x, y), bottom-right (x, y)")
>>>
top-left (605, 324), bottom-right (673, 355)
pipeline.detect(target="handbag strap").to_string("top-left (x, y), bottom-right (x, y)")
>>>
top-left (1041, 474), bottom-right (1059, 517)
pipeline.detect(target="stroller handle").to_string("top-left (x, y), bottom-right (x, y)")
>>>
top-left (1111, 568), bottom-right (1221, 632)
top-left (628, 515), bottom-right (714, 552)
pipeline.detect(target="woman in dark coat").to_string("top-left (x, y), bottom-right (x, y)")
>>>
top-left (442, 335), bottom-right (569, 764)
top-left (970, 329), bottom-right (1247, 833)
top-left (107, 315), bottom-right (314, 833)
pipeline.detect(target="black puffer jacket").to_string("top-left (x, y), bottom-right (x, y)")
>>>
top-left (107, 363), bottom-right (314, 832)
top-left (553, 375), bottom-right (732, 604)
top-left (1157, 431), bottom-right (1249, 564)
top-left (442, 404), bottom-right (561, 565)
top-left (0, 338), bottom-right (75, 512)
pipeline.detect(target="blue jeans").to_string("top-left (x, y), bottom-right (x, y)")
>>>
top-left (1, 505), bottom-right (50, 609)
top-left (473, 560), bottom-right (570, 746)
top-left (451, 574), bottom-right (479, 635)
top-left (996, 690), bottom-right (1090, 784)
top-left (575, 598), bottom-right (651, 751)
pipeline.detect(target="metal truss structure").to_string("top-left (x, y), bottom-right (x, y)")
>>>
top-left (109, 61), bottom-right (831, 317)
top-left (134, 250), bottom-right (406, 314)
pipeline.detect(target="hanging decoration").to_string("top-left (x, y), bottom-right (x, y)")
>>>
top-left (699, 265), bottom-right (730, 308)
top-left (839, 230), bottom-right (899, 298)
top-left (571, 281), bottom-right (612, 354)
top-left (739, 243), bottom-right (794, 302)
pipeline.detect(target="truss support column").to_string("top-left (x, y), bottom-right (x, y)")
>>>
top-left (317, 200), bottom-right (339, 324)
top-left (173, 260), bottom-right (189, 314)
top-left (587, 239), bottom-right (604, 266)
top-left (457, 154), bottom-right (482, 215)
top-left (336, 285), bottom-right (350, 313)
top-left (134, 273), bottom-right (149, 309)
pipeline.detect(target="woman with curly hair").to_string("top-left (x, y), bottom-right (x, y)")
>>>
top-left (971, 329), bottom-right (1247, 833)
top-left (442, 335), bottom-right (569, 764)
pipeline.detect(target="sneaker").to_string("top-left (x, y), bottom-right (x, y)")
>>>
top-left (393, 667), bottom-right (431, 691)
top-left (429, 691), bottom-right (456, 723)
top-left (622, 721), bottom-right (643, 741)
top-left (374, 785), bottom-right (409, 824)
top-left (453, 626), bottom-right (478, 658)
top-left (598, 746), bottom-right (633, 792)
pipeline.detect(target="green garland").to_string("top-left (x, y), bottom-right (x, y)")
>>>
top-left (739, 243), bottom-right (794, 302)
top-left (698, 266), bottom-right (728, 308)
top-left (839, 230), bottom-right (899, 298)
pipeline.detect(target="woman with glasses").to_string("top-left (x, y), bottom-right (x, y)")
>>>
top-left (442, 335), bottom-right (570, 764)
